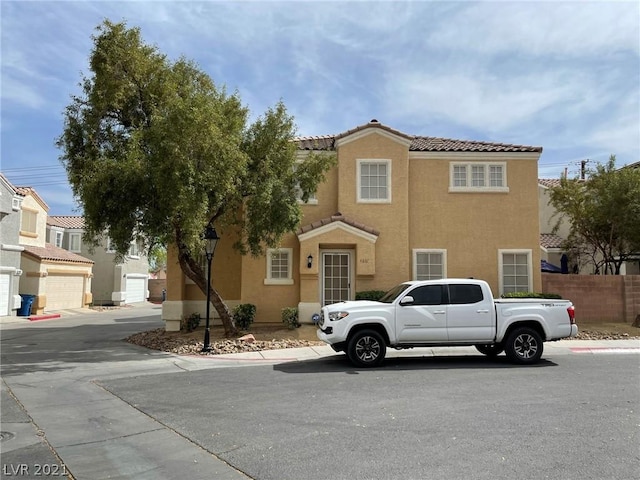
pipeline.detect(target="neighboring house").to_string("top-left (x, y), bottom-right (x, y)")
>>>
top-left (539, 161), bottom-right (640, 275)
top-left (0, 173), bottom-right (24, 317)
top-left (10, 184), bottom-right (93, 314)
top-left (538, 178), bottom-right (571, 272)
top-left (163, 119), bottom-right (545, 330)
top-left (47, 216), bottom-right (150, 306)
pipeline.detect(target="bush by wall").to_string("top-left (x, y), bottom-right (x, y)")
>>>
top-left (282, 307), bottom-right (300, 330)
top-left (501, 292), bottom-right (562, 299)
top-left (356, 290), bottom-right (387, 301)
top-left (233, 303), bottom-right (257, 330)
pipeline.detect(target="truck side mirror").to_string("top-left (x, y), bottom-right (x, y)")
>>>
top-left (400, 296), bottom-right (414, 306)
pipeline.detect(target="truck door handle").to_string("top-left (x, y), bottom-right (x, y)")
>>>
top-left (477, 309), bottom-right (489, 313)
top-left (433, 310), bottom-right (446, 314)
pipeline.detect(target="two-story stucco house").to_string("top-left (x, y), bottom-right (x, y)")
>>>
top-left (6, 184), bottom-right (94, 315)
top-left (163, 120), bottom-right (544, 331)
top-left (0, 173), bottom-right (24, 317)
top-left (47, 216), bottom-right (151, 306)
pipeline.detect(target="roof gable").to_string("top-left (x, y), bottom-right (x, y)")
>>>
top-left (295, 120), bottom-right (542, 153)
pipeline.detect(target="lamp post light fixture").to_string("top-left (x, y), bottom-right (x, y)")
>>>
top-left (202, 225), bottom-right (220, 352)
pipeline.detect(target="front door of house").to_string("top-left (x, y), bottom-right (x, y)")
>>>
top-left (322, 251), bottom-right (352, 306)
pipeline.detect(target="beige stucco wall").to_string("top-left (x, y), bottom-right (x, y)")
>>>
top-left (164, 126), bottom-right (543, 327)
top-left (18, 195), bottom-right (47, 247)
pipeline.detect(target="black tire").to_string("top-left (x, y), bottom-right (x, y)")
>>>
top-left (475, 344), bottom-right (504, 357)
top-left (504, 327), bottom-right (544, 365)
top-left (347, 329), bottom-right (386, 367)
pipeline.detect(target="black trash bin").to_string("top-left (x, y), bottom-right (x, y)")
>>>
top-left (18, 294), bottom-right (36, 316)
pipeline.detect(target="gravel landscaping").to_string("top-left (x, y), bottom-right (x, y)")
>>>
top-left (126, 325), bottom-right (640, 356)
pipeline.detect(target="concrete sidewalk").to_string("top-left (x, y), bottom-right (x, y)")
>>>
top-left (2, 308), bottom-right (638, 480)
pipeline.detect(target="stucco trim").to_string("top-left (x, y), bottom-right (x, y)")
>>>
top-left (1, 244), bottom-right (25, 252)
top-left (298, 221), bottom-right (379, 243)
top-left (335, 127), bottom-right (413, 148)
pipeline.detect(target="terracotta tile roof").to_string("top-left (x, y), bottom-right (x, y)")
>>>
top-left (540, 233), bottom-right (565, 249)
top-left (21, 243), bottom-right (94, 265)
top-left (538, 178), bottom-right (562, 188)
top-left (47, 215), bottom-right (85, 229)
top-left (297, 213), bottom-right (380, 237)
top-left (11, 185), bottom-right (49, 211)
top-left (622, 161), bottom-right (639, 169)
top-left (295, 120), bottom-right (542, 153)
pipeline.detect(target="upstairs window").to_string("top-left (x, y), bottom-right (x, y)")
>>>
top-left (358, 159), bottom-right (391, 203)
top-left (450, 162), bottom-right (508, 192)
top-left (69, 233), bottom-right (82, 253)
top-left (54, 231), bottom-right (63, 248)
top-left (20, 209), bottom-right (37, 234)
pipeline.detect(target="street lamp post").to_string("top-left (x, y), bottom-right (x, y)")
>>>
top-left (202, 225), bottom-right (220, 352)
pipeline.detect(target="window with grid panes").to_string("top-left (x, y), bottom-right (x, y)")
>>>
top-left (415, 251), bottom-right (445, 280)
top-left (358, 160), bottom-right (390, 201)
top-left (502, 252), bottom-right (530, 293)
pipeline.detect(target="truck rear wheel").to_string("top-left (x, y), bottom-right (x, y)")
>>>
top-left (504, 327), bottom-right (543, 364)
top-left (347, 329), bottom-right (386, 367)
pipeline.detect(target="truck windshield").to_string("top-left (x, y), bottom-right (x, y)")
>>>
top-left (378, 284), bottom-right (411, 303)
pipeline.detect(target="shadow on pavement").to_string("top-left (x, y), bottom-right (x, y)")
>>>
top-left (274, 353), bottom-right (558, 374)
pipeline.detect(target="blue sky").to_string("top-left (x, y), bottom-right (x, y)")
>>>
top-left (2, 0), bottom-right (639, 215)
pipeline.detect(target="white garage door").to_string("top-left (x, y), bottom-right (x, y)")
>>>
top-left (125, 277), bottom-right (146, 303)
top-left (0, 273), bottom-right (10, 316)
top-left (47, 275), bottom-right (84, 310)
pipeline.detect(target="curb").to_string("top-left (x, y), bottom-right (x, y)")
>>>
top-left (28, 314), bottom-right (62, 321)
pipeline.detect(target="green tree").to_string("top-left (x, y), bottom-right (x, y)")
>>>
top-left (549, 155), bottom-right (640, 274)
top-left (148, 244), bottom-right (167, 274)
top-left (57, 20), bottom-right (335, 336)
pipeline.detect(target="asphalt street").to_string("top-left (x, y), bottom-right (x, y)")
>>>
top-left (1, 306), bottom-right (639, 480)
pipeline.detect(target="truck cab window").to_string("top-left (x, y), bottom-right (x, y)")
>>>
top-left (449, 284), bottom-right (483, 304)
top-left (408, 285), bottom-right (443, 305)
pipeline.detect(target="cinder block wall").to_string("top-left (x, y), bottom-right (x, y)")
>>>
top-left (542, 274), bottom-right (640, 323)
top-left (148, 279), bottom-right (167, 303)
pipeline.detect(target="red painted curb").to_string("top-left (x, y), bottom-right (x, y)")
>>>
top-left (28, 314), bottom-right (62, 321)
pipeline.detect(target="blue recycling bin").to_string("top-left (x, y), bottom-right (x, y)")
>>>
top-left (18, 294), bottom-right (36, 316)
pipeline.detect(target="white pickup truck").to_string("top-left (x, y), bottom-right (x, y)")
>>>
top-left (317, 278), bottom-right (578, 367)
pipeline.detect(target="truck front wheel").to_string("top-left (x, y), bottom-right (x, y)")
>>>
top-left (347, 329), bottom-right (386, 367)
top-left (504, 327), bottom-right (543, 364)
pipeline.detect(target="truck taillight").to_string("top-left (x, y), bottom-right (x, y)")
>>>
top-left (567, 305), bottom-right (575, 324)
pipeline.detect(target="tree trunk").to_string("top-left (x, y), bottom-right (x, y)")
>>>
top-left (175, 236), bottom-right (238, 337)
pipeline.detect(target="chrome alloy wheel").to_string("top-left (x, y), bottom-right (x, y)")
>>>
top-left (513, 332), bottom-right (539, 359)
top-left (354, 335), bottom-right (382, 362)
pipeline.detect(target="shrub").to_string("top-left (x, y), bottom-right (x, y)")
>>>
top-left (281, 307), bottom-right (300, 330)
top-left (233, 303), bottom-right (257, 330)
top-left (356, 290), bottom-right (387, 301)
top-left (501, 292), bottom-right (562, 299)
top-left (181, 312), bottom-right (201, 332)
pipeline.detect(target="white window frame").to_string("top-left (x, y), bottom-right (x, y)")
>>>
top-left (54, 231), bottom-right (63, 248)
top-left (294, 161), bottom-right (318, 205)
top-left (264, 248), bottom-right (294, 285)
top-left (498, 249), bottom-right (533, 295)
top-left (357, 159), bottom-right (392, 203)
top-left (69, 233), bottom-right (82, 253)
top-left (106, 237), bottom-right (116, 253)
top-left (128, 241), bottom-right (141, 259)
top-left (413, 249), bottom-right (447, 280)
top-left (449, 162), bottom-right (509, 193)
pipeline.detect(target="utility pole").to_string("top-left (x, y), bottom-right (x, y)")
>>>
top-left (580, 159), bottom-right (589, 180)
